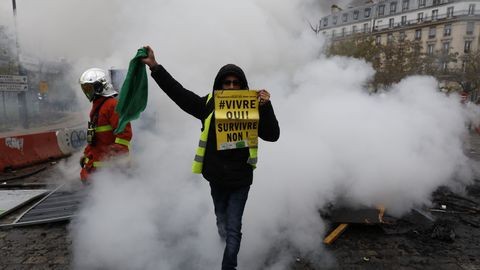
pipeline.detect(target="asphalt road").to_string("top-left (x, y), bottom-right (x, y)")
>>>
top-left (0, 163), bottom-right (71, 270)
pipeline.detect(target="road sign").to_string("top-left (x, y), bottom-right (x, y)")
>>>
top-left (39, 81), bottom-right (49, 93)
top-left (0, 75), bottom-right (28, 92)
top-left (0, 84), bottom-right (28, 92)
top-left (0, 75), bottom-right (28, 84)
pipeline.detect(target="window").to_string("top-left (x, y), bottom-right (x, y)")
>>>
top-left (442, 61), bottom-right (448, 71)
top-left (341, 28), bottom-right (346, 36)
top-left (376, 35), bottom-right (382, 45)
top-left (429, 27), bottom-right (436, 38)
top-left (353, 10), bottom-right (359, 20)
top-left (465, 41), bottom-right (472, 53)
top-left (378, 5), bottom-right (385, 16)
top-left (417, 12), bottom-right (424, 22)
top-left (414, 45), bottom-right (421, 55)
top-left (399, 31), bottom-right (406, 41)
top-left (415, 29), bottom-right (422, 40)
top-left (352, 25), bottom-right (357, 33)
top-left (323, 18), bottom-right (328, 27)
top-left (389, 18), bottom-right (395, 28)
top-left (332, 30), bottom-right (336, 37)
top-left (468, 4), bottom-right (475, 15)
top-left (401, 16), bottom-right (407, 25)
top-left (443, 42), bottom-right (450, 53)
top-left (466, 22), bottom-right (474, 35)
top-left (432, 10), bottom-right (438, 20)
top-left (387, 33), bottom-right (393, 43)
top-left (363, 23), bottom-right (369, 33)
top-left (402, 0), bottom-right (409, 11)
top-left (390, 2), bottom-right (397, 13)
top-left (418, 0), bottom-right (426, 8)
top-left (433, 0), bottom-right (441, 6)
top-left (342, 13), bottom-right (348, 22)
top-left (444, 24), bottom-right (452, 36)
top-left (447, 7), bottom-right (454, 18)
top-left (333, 16), bottom-right (338, 24)
top-left (427, 44), bottom-right (434, 55)
top-left (365, 8), bottom-right (371, 18)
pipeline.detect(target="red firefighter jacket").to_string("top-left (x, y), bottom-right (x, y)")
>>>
top-left (80, 96), bottom-right (133, 181)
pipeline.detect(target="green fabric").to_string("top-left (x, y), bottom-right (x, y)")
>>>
top-left (114, 47), bottom-right (148, 134)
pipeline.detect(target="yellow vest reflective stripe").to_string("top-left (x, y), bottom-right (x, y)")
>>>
top-left (95, 125), bottom-right (113, 132)
top-left (192, 93), bottom-right (258, 174)
top-left (192, 93), bottom-right (213, 173)
top-left (248, 147), bottom-right (257, 169)
top-left (115, 137), bottom-right (131, 149)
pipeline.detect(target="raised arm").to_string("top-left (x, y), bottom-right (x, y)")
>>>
top-left (142, 46), bottom-right (208, 120)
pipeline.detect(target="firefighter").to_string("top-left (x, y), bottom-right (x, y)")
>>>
top-left (78, 68), bottom-right (133, 182)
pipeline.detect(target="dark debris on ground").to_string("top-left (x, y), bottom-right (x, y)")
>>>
top-left (320, 180), bottom-right (480, 270)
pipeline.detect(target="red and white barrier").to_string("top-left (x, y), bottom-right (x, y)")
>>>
top-left (0, 127), bottom-right (86, 172)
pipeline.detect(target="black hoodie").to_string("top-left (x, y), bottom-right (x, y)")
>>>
top-left (212, 64), bottom-right (249, 91)
top-left (150, 64), bottom-right (280, 188)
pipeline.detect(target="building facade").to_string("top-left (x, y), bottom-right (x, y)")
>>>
top-left (319, 0), bottom-right (479, 61)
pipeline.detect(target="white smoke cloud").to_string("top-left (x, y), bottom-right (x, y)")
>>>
top-left (0, 3), bottom-right (13, 27)
top-left (6, 0), bottom-right (478, 269)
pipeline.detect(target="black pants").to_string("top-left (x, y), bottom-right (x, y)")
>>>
top-left (210, 183), bottom-right (250, 270)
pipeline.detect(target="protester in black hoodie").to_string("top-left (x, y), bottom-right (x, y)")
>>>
top-left (141, 45), bottom-right (279, 270)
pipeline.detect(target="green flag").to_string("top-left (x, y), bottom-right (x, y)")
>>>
top-left (114, 47), bottom-right (148, 134)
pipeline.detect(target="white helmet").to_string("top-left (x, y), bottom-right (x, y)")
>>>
top-left (79, 68), bottom-right (117, 101)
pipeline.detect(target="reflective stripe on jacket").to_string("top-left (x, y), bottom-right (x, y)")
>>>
top-left (81, 97), bottom-right (132, 180)
top-left (192, 93), bottom-right (257, 174)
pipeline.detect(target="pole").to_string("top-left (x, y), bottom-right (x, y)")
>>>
top-left (12, 0), bottom-right (20, 63)
top-left (2, 92), bottom-right (6, 125)
top-left (12, 0), bottom-right (29, 129)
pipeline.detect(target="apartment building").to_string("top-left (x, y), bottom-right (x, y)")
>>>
top-left (319, 0), bottom-right (479, 60)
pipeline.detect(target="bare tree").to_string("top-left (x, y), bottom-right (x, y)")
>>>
top-left (326, 36), bottom-right (465, 93)
top-left (449, 50), bottom-right (480, 98)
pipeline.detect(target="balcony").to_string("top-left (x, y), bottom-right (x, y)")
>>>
top-left (373, 9), bottom-right (479, 33)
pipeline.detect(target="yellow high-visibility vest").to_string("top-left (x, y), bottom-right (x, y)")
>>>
top-left (192, 93), bottom-right (258, 174)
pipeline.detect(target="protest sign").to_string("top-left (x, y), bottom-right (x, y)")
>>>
top-left (214, 90), bottom-right (259, 150)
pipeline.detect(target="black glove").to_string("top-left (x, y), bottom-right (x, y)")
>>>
top-left (79, 156), bottom-right (86, 168)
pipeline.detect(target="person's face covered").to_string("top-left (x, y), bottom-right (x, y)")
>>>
top-left (222, 75), bottom-right (241, 90)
